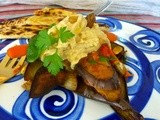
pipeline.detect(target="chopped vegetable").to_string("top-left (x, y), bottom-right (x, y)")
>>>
top-left (104, 31), bottom-right (118, 42)
top-left (86, 13), bottom-right (96, 28)
top-left (7, 44), bottom-right (28, 58)
top-left (99, 44), bottom-right (128, 77)
top-left (99, 43), bottom-right (114, 57)
top-left (113, 45), bottom-right (123, 55)
top-left (111, 42), bottom-right (126, 63)
top-left (26, 26), bottom-right (75, 76)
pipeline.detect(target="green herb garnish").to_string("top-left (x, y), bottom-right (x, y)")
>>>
top-left (59, 27), bottom-right (74, 43)
top-left (27, 26), bottom-right (74, 75)
top-left (43, 50), bottom-right (63, 76)
top-left (26, 35), bottom-right (41, 62)
top-left (35, 29), bottom-right (58, 51)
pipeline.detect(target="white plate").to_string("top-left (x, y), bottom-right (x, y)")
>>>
top-left (0, 17), bottom-right (160, 120)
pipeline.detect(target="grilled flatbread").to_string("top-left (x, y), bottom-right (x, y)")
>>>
top-left (0, 25), bottom-right (49, 39)
top-left (0, 7), bottom-right (76, 39)
top-left (0, 17), bottom-right (28, 27)
top-left (34, 7), bottom-right (75, 16)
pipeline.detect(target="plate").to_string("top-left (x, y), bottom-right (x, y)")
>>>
top-left (0, 16), bottom-right (160, 120)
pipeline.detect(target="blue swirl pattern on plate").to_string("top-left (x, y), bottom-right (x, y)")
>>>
top-left (151, 60), bottom-right (160, 93)
top-left (130, 30), bottom-right (160, 54)
top-left (120, 38), bottom-right (153, 111)
top-left (0, 106), bottom-right (15, 120)
top-left (96, 17), bottom-right (122, 31)
top-left (12, 87), bottom-right (84, 120)
top-left (125, 58), bottom-right (143, 95)
top-left (0, 17), bottom-right (160, 119)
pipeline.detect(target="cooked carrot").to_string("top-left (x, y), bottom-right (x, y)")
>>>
top-left (7, 44), bottom-right (28, 58)
top-left (104, 31), bottom-right (118, 42)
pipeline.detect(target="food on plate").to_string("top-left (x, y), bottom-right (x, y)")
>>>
top-left (1, 8), bottom-right (144, 120)
top-left (0, 7), bottom-right (75, 39)
top-left (7, 44), bottom-right (28, 58)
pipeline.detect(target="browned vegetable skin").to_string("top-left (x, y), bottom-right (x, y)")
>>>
top-left (75, 77), bottom-right (143, 120)
top-left (29, 66), bottom-right (66, 98)
top-left (75, 76), bottom-right (124, 108)
top-left (75, 64), bottom-right (121, 101)
top-left (111, 100), bottom-right (144, 120)
top-left (24, 59), bottom-right (42, 82)
top-left (75, 43), bottom-right (143, 119)
top-left (75, 65), bottom-right (143, 120)
top-left (23, 60), bottom-right (43, 91)
top-left (25, 60), bottom-right (78, 98)
top-left (86, 13), bottom-right (96, 28)
top-left (111, 42), bottom-right (126, 62)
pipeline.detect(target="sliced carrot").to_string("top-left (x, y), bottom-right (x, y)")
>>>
top-left (7, 44), bottom-right (28, 58)
top-left (103, 31), bottom-right (118, 42)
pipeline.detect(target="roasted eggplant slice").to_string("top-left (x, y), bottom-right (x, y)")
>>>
top-left (111, 99), bottom-right (144, 120)
top-left (76, 65), bottom-right (119, 90)
top-left (76, 64), bottom-right (121, 102)
top-left (75, 76), bottom-right (123, 108)
top-left (75, 77), bottom-right (143, 120)
top-left (29, 66), bottom-right (78, 98)
top-left (29, 66), bottom-right (66, 98)
top-left (75, 67), bottom-right (143, 120)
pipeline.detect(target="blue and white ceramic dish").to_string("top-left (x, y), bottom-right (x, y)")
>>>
top-left (0, 17), bottom-right (160, 120)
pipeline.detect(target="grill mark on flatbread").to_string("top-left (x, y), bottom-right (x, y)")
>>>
top-left (0, 8), bottom-right (76, 39)
top-left (0, 17), bottom-right (28, 26)
top-left (0, 25), bottom-right (49, 38)
top-left (34, 8), bottom-right (74, 17)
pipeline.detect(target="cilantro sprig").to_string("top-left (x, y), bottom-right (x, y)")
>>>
top-left (35, 29), bottom-right (58, 51)
top-left (43, 51), bottom-right (63, 75)
top-left (26, 26), bottom-right (74, 75)
top-left (59, 27), bottom-right (74, 43)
